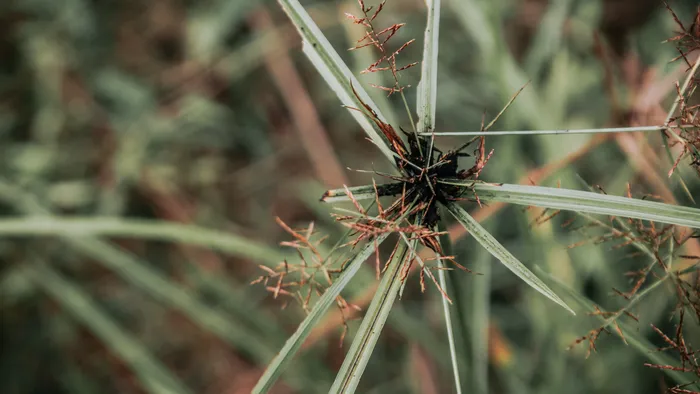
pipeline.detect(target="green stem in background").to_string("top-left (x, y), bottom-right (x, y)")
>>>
top-left (0, 217), bottom-right (286, 266)
top-left (27, 263), bottom-right (192, 394)
top-left (468, 248), bottom-right (491, 394)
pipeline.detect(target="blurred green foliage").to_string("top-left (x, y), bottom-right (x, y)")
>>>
top-left (0, 0), bottom-right (699, 393)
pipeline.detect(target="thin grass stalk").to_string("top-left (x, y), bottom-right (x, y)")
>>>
top-left (421, 125), bottom-right (678, 136)
top-left (436, 257), bottom-right (463, 394)
top-left (438, 222), bottom-right (470, 384)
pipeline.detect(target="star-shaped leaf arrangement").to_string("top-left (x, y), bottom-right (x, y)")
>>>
top-left (252, 1), bottom-right (700, 393)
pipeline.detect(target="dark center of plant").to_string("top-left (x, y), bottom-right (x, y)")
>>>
top-left (397, 134), bottom-right (472, 229)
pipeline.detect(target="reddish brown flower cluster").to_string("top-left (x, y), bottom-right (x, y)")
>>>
top-left (645, 308), bottom-right (700, 394)
top-left (562, 184), bottom-right (699, 392)
top-left (345, 0), bottom-right (418, 94)
top-left (663, 3), bottom-right (700, 176)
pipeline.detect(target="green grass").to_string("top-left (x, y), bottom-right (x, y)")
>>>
top-left (1, 0), bottom-right (699, 393)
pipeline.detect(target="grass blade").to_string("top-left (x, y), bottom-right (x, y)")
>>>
top-left (26, 263), bottom-right (192, 394)
top-left (0, 179), bottom-right (276, 364)
top-left (325, 180), bottom-right (700, 229)
top-left (277, 0), bottom-right (396, 162)
top-left (252, 234), bottom-right (389, 394)
top-left (0, 217), bottom-right (286, 267)
top-left (417, 0), bottom-right (441, 134)
top-left (70, 238), bottom-right (276, 359)
top-left (329, 241), bottom-right (410, 394)
top-left (444, 201), bottom-right (575, 314)
top-left (443, 182), bottom-right (700, 229)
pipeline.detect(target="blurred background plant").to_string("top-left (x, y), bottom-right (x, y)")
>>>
top-left (0, 0), bottom-right (699, 394)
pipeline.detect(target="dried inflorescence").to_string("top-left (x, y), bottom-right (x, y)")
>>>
top-left (250, 217), bottom-right (376, 344)
top-left (664, 3), bottom-right (700, 64)
top-left (645, 308), bottom-right (700, 394)
top-left (324, 0), bottom-right (491, 295)
top-left (561, 184), bottom-right (700, 390)
top-left (663, 3), bottom-right (700, 176)
top-left (254, 0), bottom-right (491, 314)
top-left (251, 219), bottom-right (353, 308)
top-left (345, 0), bottom-right (418, 94)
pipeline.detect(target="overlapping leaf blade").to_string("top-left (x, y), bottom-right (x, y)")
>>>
top-left (445, 201), bottom-right (575, 314)
top-left (253, 234), bottom-right (389, 394)
top-left (277, 0), bottom-right (396, 163)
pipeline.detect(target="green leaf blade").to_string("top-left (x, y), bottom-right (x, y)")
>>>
top-left (444, 201), bottom-right (575, 314)
top-left (0, 217), bottom-right (286, 266)
top-left (459, 182), bottom-right (700, 229)
top-left (329, 241), bottom-right (410, 394)
top-left (253, 234), bottom-right (389, 394)
top-left (277, 0), bottom-right (396, 163)
top-left (417, 0), bottom-right (441, 134)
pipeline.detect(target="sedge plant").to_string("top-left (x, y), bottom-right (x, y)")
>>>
top-left (252, 1), bottom-right (700, 393)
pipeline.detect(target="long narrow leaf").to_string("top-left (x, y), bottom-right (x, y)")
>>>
top-left (417, 0), bottom-right (441, 133)
top-left (443, 182), bottom-right (700, 229)
top-left (444, 201), bottom-right (575, 314)
top-left (0, 180), bottom-right (276, 364)
top-left (277, 0), bottom-right (396, 162)
top-left (324, 181), bottom-right (700, 229)
top-left (0, 217), bottom-right (286, 266)
top-left (252, 234), bottom-right (389, 394)
top-left (329, 242), bottom-right (410, 393)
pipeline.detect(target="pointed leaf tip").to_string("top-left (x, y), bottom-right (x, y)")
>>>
top-left (444, 201), bottom-right (576, 315)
